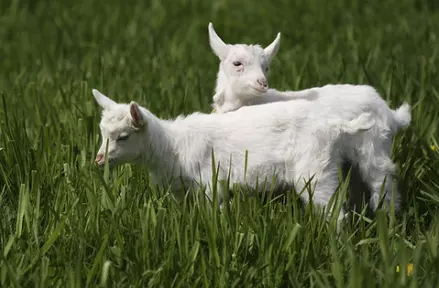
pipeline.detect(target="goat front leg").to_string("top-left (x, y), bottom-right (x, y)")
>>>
top-left (271, 88), bottom-right (319, 101)
top-left (251, 88), bottom-right (319, 105)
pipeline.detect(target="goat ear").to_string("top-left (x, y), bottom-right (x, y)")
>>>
top-left (129, 101), bottom-right (145, 127)
top-left (92, 89), bottom-right (116, 109)
top-left (264, 32), bottom-right (281, 63)
top-left (208, 22), bottom-right (229, 61)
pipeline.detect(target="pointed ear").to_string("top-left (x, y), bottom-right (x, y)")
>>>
top-left (208, 22), bottom-right (230, 61)
top-left (129, 101), bottom-right (145, 127)
top-left (92, 89), bottom-right (116, 109)
top-left (264, 32), bottom-right (281, 63)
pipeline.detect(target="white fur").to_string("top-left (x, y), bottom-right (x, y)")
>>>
top-left (207, 23), bottom-right (412, 214)
top-left (92, 87), bottom-right (407, 218)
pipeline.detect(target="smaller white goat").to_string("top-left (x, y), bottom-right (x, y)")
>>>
top-left (92, 89), bottom-right (379, 221)
top-left (208, 23), bottom-right (316, 113)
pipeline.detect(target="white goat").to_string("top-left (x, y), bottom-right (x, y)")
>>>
top-left (207, 23), bottom-right (412, 212)
top-left (92, 88), bottom-right (406, 220)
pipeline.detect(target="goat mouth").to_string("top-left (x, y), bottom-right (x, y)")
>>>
top-left (249, 85), bottom-right (268, 93)
top-left (96, 158), bottom-right (115, 167)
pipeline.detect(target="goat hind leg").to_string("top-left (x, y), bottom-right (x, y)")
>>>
top-left (294, 163), bottom-right (347, 226)
top-left (358, 151), bottom-right (400, 212)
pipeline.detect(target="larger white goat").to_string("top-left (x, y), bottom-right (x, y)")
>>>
top-left (93, 88), bottom-right (402, 219)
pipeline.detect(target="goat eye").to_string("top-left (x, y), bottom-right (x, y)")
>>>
top-left (265, 67), bottom-right (269, 72)
top-left (233, 61), bottom-right (242, 67)
top-left (117, 134), bottom-right (130, 141)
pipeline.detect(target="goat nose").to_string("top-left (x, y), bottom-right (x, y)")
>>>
top-left (257, 78), bottom-right (268, 88)
top-left (95, 154), bottom-right (103, 163)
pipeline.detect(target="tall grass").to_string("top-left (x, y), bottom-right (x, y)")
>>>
top-left (1, 0), bottom-right (439, 286)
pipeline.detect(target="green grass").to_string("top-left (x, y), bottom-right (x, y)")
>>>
top-left (1, 0), bottom-right (439, 286)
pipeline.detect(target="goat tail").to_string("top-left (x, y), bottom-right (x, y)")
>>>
top-left (392, 102), bottom-right (411, 130)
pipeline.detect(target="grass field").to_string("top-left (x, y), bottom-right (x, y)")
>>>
top-left (1, 0), bottom-right (439, 286)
